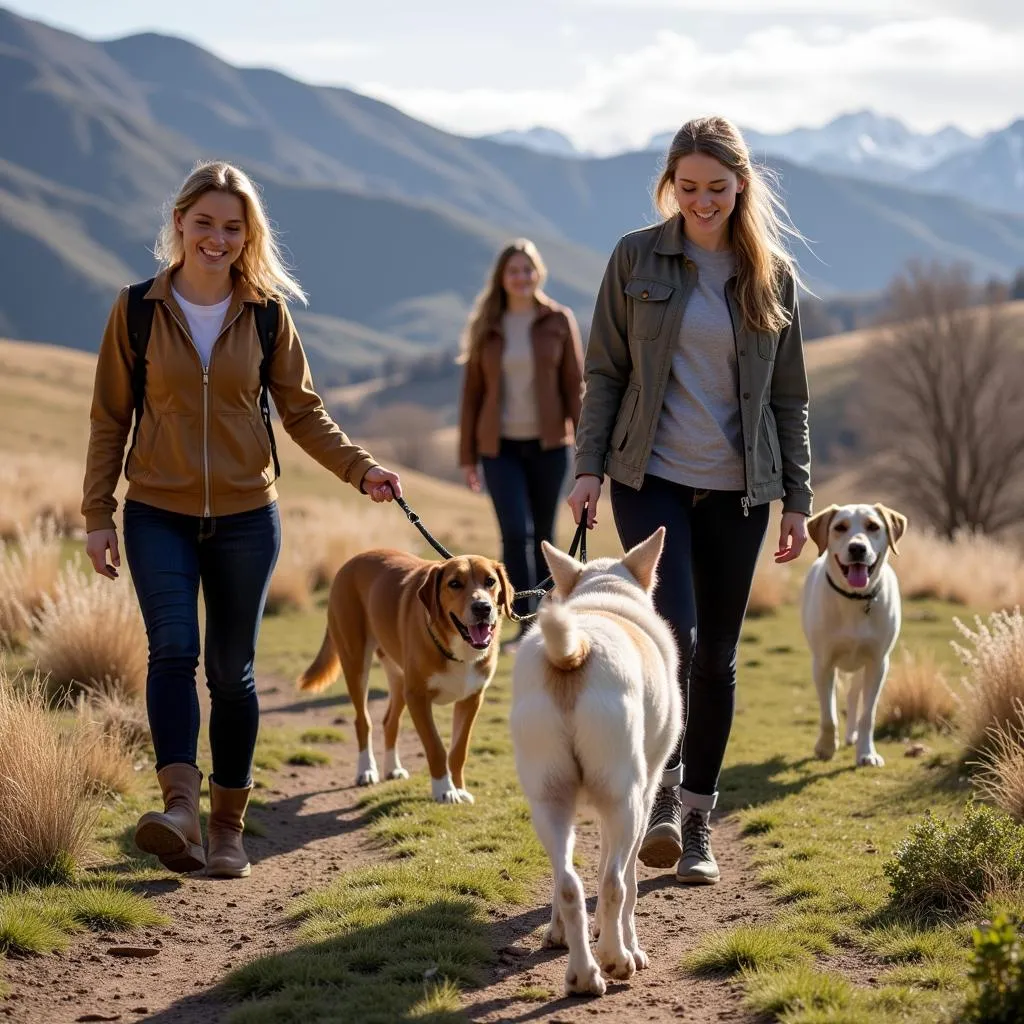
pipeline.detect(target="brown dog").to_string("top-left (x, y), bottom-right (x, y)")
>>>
top-left (297, 550), bottom-right (514, 804)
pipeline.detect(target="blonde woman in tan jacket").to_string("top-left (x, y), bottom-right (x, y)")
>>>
top-left (82, 161), bottom-right (402, 879)
top-left (457, 239), bottom-right (584, 649)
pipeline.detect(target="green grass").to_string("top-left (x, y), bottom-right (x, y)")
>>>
top-left (680, 597), bottom-right (987, 1022)
top-left (299, 727), bottom-right (346, 744)
top-left (286, 749), bottom-right (331, 767)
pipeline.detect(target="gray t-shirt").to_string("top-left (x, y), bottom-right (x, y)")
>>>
top-left (646, 240), bottom-right (745, 490)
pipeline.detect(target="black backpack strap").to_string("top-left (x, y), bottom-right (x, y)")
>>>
top-left (252, 298), bottom-right (282, 480)
top-left (124, 279), bottom-right (156, 476)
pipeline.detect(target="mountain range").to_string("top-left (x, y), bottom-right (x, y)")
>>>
top-left (3, 5), bottom-right (1024, 379)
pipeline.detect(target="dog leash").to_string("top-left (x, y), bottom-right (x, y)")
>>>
top-left (388, 486), bottom-right (589, 623)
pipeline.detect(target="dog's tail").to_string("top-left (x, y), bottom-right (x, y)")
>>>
top-left (538, 600), bottom-right (590, 671)
top-left (296, 628), bottom-right (341, 693)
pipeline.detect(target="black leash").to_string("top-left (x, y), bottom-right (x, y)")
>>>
top-left (389, 489), bottom-right (589, 623)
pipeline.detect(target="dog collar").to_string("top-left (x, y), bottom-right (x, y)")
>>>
top-left (826, 571), bottom-right (883, 612)
top-left (426, 620), bottom-right (461, 663)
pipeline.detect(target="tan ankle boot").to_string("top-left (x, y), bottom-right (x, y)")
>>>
top-left (206, 780), bottom-right (252, 878)
top-left (135, 763), bottom-right (206, 872)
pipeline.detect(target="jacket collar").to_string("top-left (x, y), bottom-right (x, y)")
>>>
top-left (144, 265), bottom-right (266, 307)
top-left (653, 214), bottom-right (688, 256)
top-left (484, 294), bottom-right (561, 340)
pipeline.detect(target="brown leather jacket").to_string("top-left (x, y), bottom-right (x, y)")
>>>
top-left (458, 298), bottom-right (584, 466)
top-left (82, 268), bottom-right (378, 532)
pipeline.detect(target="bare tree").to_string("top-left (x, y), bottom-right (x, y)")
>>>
top-left (858, 261), bottom-right (1024, 538)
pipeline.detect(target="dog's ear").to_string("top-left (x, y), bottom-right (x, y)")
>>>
top-left (806, 505), bottom-right (839, 556)
top-left (621, 526), bottom-right (665, 593)
top-left (874, 504), bottom-right (908, 555)
top-left (494, 561), bottom-right (516, 619)
top-left (417, 563), bottom-right (444, 620)
top-left (541, 540), bottom-right (582, 596)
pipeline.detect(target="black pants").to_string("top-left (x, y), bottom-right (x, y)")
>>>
top-left (481, 439), bottom-right (569, 620)
top-left (123, 499), bottom-right (281, 789)
top-left (610, 476), bottom-right (769, 809)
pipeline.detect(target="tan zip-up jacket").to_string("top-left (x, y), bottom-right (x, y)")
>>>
top-left (82, 268), bottom-right (379, 533)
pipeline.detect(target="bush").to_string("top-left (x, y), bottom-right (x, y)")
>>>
top-left (27, 560), bottom-right (147, 701)
top-left (884, 803), bottom-right (1024, 920)
top-left (0, 452), bottom-right (84, 541)
top-left (954, 609), bottom-right (1024, 757)
top-left (876, 648), bottom-right (959, 738)
top-left (972, 701), bottom-right (1024, 823)
top-left (0, 666), bottom-right (102, 884)
top-left (963, 912), bottom-right (1024, 1023)
top-left (0, 518), bottom-right (63, 648)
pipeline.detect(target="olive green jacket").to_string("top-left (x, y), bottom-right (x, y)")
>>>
top-left (574, 215), bottom-right (814, 516)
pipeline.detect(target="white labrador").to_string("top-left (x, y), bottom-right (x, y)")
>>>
top-left (801, 503), bottom-right (908, 767)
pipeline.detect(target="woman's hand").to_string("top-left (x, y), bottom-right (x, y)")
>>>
top-left (86, 529), bottom-right (120, 580)
top-left (461, 465), bottom-right (482, 493)
top-left (567, 474), bottom-right (602, 529)
top-left (775, 511), bottom-right (808, 563)
top-left (363, 466), bottom-right (403, 503)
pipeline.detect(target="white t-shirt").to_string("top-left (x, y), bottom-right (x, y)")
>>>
top-left (172, 286), bottom-right (231, 368)
top-left (500, 310), bottom-right (539, 439)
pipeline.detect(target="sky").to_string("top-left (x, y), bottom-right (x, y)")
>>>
top-left (8, 0), bottom-right (1023, 154)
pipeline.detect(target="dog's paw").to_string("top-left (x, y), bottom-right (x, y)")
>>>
top-left (814, 732), bottom-right (839, 761)
top-left (565, 960), bottom-right (606, 998)
top-left (844, 728), bottom-right (859, 746)
top-left (543, 920), bottom-right (567, 949)
top-left (385, 767), bottom-right (409, 781)
top-left (598, 946), bottom-right (636, 981)
top-left (356, 768), bottom-right (379, 786)
top-left (857, 751), bottom-right (885, 768)
top-left (630, 946), bottom-right (649, 971)
top-left (454, 787), bottom-right (475, 804)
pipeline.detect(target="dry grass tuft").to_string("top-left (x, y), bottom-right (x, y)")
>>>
top-left (0, 664), bottom-right (101, 883)
top-left (265, 498), bottom-right (419, 614)
top-left (76, 689), bottom-right (150, 758)
top-left (0, 452), bottom-right (85, 541)
top-left (748, 557), bottom-right (793, 617)
top-left (0, 518), bottom-right (64, 648)
top-left (893, 529), bottom-right (1024, 610)
top-left (971, 700), bottom-right (1024, 823)
top-left (876, 648), bottom-right (959, 738)
top-left (953, 608), bottom-right (1024, 757)
top-left (28, 561), bottom-right (147, 702)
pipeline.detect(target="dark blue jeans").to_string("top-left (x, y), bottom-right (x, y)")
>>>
top-left (123, 500), bottom-right (281, 789)
top-left (481, 439), bottom-right (569, 621)
top-left (610, 476), bottom-right (769, 809)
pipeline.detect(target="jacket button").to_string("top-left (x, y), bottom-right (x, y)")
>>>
top-left (743, 392), bottom-right (750, 400)
top-left (641, 290), bottom-right (649, 299)
top-left (739, 349), bottom-right (746, 356)
top-left (747, 445), bottom-right (753, 452)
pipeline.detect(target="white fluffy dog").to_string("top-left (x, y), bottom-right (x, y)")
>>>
top-left (801, 503), bottom-right (908, 767)
top-left (509, 528), bottom-right (681, 997)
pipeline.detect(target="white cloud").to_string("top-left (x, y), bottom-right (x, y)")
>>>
top-left (357, 16), bottom-right (1024, 153)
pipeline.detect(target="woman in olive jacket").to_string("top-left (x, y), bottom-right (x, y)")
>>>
top-left (568, 116), bottom-right (813, 885)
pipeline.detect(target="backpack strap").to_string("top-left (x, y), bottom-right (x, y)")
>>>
top-left (252, 298), bottom-right (282, 481)
top-left (124, 279), bottom-right (156, 476)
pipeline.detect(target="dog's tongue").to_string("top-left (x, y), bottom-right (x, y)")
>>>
top-left (847, 564), bottom-right (869, 589)
top-left (468, 622), bottom-right (493, 647)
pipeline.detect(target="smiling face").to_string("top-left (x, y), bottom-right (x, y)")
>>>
top-left (501, 251), bottom-right (540, 303)
top-left (672, 152), bottom-right (744, 250)
top-left (418, 556), bottom-right (514, 651)
top-left (173, 190), bottom-right (247, 281)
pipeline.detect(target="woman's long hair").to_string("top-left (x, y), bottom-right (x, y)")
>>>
top-left (155, 160), bottom-right (307, 305)
top-left (457, 239), bottom-right (548, 364)
top-left (654, 115), bottom-right (808, 333)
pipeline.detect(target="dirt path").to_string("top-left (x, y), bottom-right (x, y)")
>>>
top-left (4, 680), bottom-right (768, 1024)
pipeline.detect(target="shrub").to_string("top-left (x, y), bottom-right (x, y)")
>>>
top-left (0, 666), bottom-right (101, 884)
top-left (0, 452), bottom-right (84, 541)
top-left (876, 648), bottom-right (959, 738)
top-left (884, 803), bottom-right (1024, 920)
top-left (954, 609), bottom-right (1024, 757)
top-left (28, 560), bottom-right (147, 701)
top-left (963, 912), bottom-right (1024, 1024)
top-left (972, 701), bottom-right (1024, 823)
top-left (0, 518), bottom-right (63, 648)
top-left (76, 690), bottom-right (150, 757)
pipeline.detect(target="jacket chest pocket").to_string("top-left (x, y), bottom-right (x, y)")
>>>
top-left (625, 278), bottom-right (674, 342)
top-left (757, 331), bottom-right (779, 360)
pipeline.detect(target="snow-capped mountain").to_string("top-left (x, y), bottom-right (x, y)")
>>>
top-left (481, 126), bottom-right (584, 158)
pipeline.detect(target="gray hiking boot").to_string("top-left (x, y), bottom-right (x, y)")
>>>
top-left (638, 785), bottom-right (683, 868)
top-left (676, 808), bottom-right (720, 884)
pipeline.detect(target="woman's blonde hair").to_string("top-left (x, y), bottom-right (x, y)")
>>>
top-left (155, 160), bottom-right (307, 305)
top-left (457, 239), bottom-right (548, 363)
top-left (654, 115), bottom-right (806, 333)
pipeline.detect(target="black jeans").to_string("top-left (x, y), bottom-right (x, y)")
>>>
top-left (610, 475), bottom-right (769, 809)
top-left (481, 439), bottom-right (569, 621)
top-left (123, 500), bottom-right (281, 789)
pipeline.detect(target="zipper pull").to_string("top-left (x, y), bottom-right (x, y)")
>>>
top-left (202, 368), bottom-right (209, 385)
top-left (740, 497), bottom-right (750, 518)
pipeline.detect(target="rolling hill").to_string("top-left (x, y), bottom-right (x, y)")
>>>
top-left (3, 5), bottom-right (1024, 377)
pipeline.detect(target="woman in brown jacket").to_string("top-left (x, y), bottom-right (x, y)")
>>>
top-left (82, 161), bottom-right (402, 879)
top-left (458, 239), bottom-right (584, 648)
